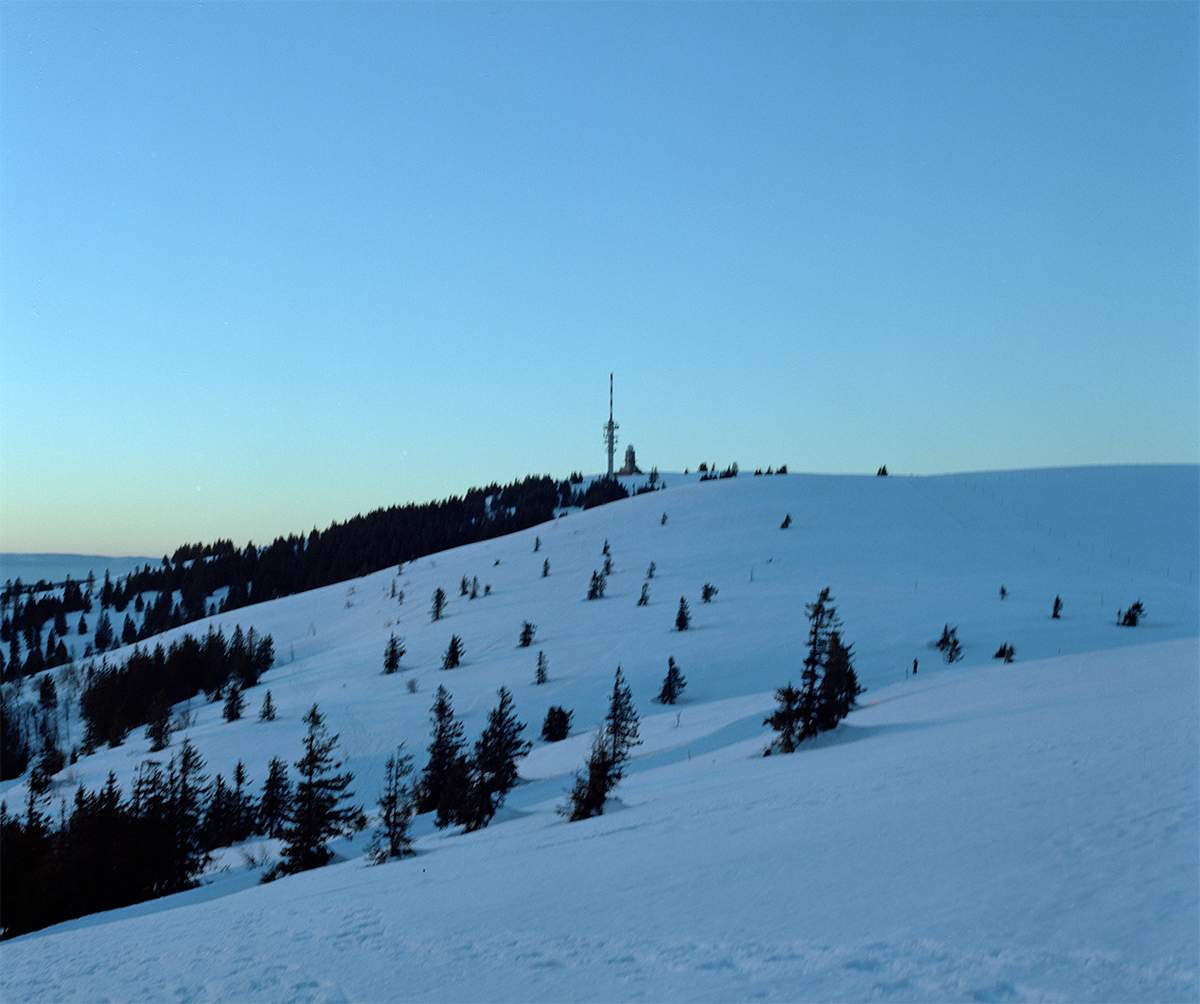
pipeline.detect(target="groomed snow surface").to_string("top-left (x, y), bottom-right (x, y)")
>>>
top-left (2, 467), bottom-right (1197, 1002)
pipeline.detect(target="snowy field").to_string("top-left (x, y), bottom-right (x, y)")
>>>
top-left (1, 466), bottom-right (1196, 1002)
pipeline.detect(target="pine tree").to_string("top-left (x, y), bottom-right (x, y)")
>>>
top-left (145, 689), bottom-right (173, 751)
top-left (541, 705), bottom-right (572, 742)
top-left (657, 656), bottom-right (686, 705)
top-left (222, 683), bottom-right (245, 722)
top-left (259, 689), bottom-right (277, 722)
top-left (587, 570), bottom-right (607, 600)
top-left (675, 596), bottom-right (691, 631)
top-left (801, 588), bottom-right (840, 740)
top-left (269, 704), bottom-right (358, 877)
top-left (374, 743), bottom-right (415, 860)
top-left (383, 634), bottom-right (404, 674)
top-left (518, 621), bottom-right (536, 648)
top-left (605, 666), bottom-right (641, 765)
top-left (164, 739), bottom-right (210, 894)
top-left (701, 583), bottom-right (718, 603)
top-left (431, 587), bottom-right (447, 622)
top-left (258, 756), bottom-right (291, 838)
top-left (816, 630), bottom-right (862, 731)
top-left (442, 634), bottom-right (464, 669)
top-left (535, 650), bottom-right (549, 685)
top-left (765, 682), bottom-right (802, 754)
top-left (638, 583), bottom-right (650, 606)
top-left (417, 685), bottom-right (469, 828)
top-left (542, 559), bottom-right (550, 578)
top-left (1052, 595), bottom-right (1063, 619)
top-left (562, 666), bottom-right (640, 821)
top-left (461, 686), bottom-right (531, 832)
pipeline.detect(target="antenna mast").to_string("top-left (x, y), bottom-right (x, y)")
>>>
top-left (603, 372), bottom-right (619, 478)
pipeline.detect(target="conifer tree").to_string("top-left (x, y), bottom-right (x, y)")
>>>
top-left (222, 683), bottom-right (245, 722)
top-left (461, 686), bottom-right (531, 832)
top-left (816, 631), bottom-right (862, 731)
top-left (1052, 595), bottom-right (1063, 619)
top-left (535, 650), bottom-right (549, 685)
top-left (764, 682), bottom-right (802, 754)
top-left (638, 583), bottom-right (650, 606)
top-left (801, 588), bottom-right (840, 740)
top-left (587, 570), bottom-right (607, 600)
top-left (418, 685), bottom-right (469, 828)
top-left (541, 705), bottom-right (572, 742)
top-left (431, 587), bottom-right (447, 622)
top-left (675, 596), bottom-right (691, 631)
top-left (164, 739), bottom-right (211, 894)
top-left (657, 656), bottom-right (686, 705)
top-left (562, 666), bottom-right (640, 821)
top-left (269, 704), bottom-right (358, 877)
top-left (383, 634), bottom-right (404, 674)
top-left (145, 690), bottom-right (173, 751)
top-left (519, 621), bottom-right (536, 648)
top-left (442, 634), bottom-right (464, 669)
top-left (374, 743), bottom-right (415, 860)
top-left (258, 756), bottom-right (291, 838)
top-left (259, 689), bottom-right (277, 722)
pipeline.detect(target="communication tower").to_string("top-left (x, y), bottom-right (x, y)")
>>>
top-left (603, 373), bottom-right (619, 479)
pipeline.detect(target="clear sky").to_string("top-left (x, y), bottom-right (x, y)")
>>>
top-left (2, 1), bottom-right (1196, 557)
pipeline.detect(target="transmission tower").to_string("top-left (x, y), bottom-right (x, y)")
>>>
top-left (603, 372), bottom-right (619, 479)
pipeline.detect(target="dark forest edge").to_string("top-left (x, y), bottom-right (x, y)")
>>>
top-left (2, 473), bottom-right (656, 682)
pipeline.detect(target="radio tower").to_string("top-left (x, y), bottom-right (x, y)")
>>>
top-left (603, 373), bottom-right (619, 479)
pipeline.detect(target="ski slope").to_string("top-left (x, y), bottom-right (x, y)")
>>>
top-left (1, 466), bottom-right (1196, 1002)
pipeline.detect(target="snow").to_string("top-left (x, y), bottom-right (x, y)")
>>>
top-left (2, 466), bottom-right (1196, 1002)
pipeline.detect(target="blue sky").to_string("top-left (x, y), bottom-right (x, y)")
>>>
top-left (2, 1), bottom-right (1196, 557)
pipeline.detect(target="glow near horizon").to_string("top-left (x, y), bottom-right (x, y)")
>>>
top-left (1, 2), bottom-right (1196, 557)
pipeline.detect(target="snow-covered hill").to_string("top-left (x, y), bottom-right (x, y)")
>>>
top-left (2, 467), bottom-right (1196, 1002)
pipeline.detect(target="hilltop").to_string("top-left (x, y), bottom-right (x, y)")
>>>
top-left (1, 466), bottom-right (1196, 1002)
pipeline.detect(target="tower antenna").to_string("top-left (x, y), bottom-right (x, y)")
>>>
top-left (603, 373), bottom-right (619, 478)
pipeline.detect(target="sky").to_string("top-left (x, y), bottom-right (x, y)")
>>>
top-left (2, 1), bottom-right (1196, 557)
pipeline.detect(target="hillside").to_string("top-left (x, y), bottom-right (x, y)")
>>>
top-left (1, 466), bottom-right (1197, 1002)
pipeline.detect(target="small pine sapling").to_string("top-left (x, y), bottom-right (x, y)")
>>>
top-left (675, 596), bottom-right (691, 631)
top-left (701, 583), bottom-right (718, 603)
top-left (780, 514), bottom-right (792, 529)
top-left (535, 650), bottom-right (549, 685)
top-left (223, 683), bottom-right (246, 722)
top-left (460, 576), bottom-right (470, 597)
top-left (587, 570), bottom-right (607, 600)
top-left (1119, 600), bottom-right (1145, 627)
top-left (1052, 595), bottom-right (1063, 619)
top-left (646, 561), bottom-right (656, 579)
top-left (936, 624), bottom-right (962, 663)
top-left (383, 634), bottom-right (405, 674)
top-left (519, 621), bottom-right (536, 648)
top-left (442, 635), bottom-right (464, 670)
top-left (993, 643), bottom-right (1015, 663)
top-left (999, 585), bottom-right (1007, 600)
top-left (764, 682), bottom-right (802, 754)
top-left (637, 583), bottom-right (650, 607)
top-left (431, 588), bottom-right (447, 622)
top-left (542, 559), bottom-right (550, 578)
top-left (657, 656), bottom-right (686, 705)
top-left (259, 689), bottom-right (277, 722)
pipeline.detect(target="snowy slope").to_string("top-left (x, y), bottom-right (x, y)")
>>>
top-left (1, 467), bottom-right (1196, 1002)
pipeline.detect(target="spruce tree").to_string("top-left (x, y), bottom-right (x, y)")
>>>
top-left (535, 650), bottom-right (549, 685)
top-left (605, 666), bottom-right (641, 765)
top-left (270, 704), bottom-right (358, 877)
top-left (442, 634), bottom-right (464, 669)
top-left (562, 666), bottom-right (640, 821)
top-left (259, 689), bottom-right (277, 722)
top-left (657, 656), bottom-right (686, 705)
top-left (164, 739), bottom-right (210, 894)
top-left (258, 756), bottom-right (291, 838)
top-left (518, 621), bottom-right (536, 648)
top-left (431, 588), bottom-right (447, 622)
top-left (541, 705), bottom-right (572, 742)
top-left (461, 686), bottom-right (531, 832)
top-left (374, 743), bottom-right (415, 860)
top-left (816, 630), bottom-right (862, 731)
top-left (675, 596), bottom-right (691, 631)
top-left (222, 683), bottom-right (245, 722)
top-left (384, 634), bottom-right (404, 674)
top-left (145, 689), bottom-right (173, 751)
top-left (801, 588), bottom-right (840, 740)
top-left (417, 685), bottom-right (469, 828)
top-left (765, 682), bottom-right (802, 753)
